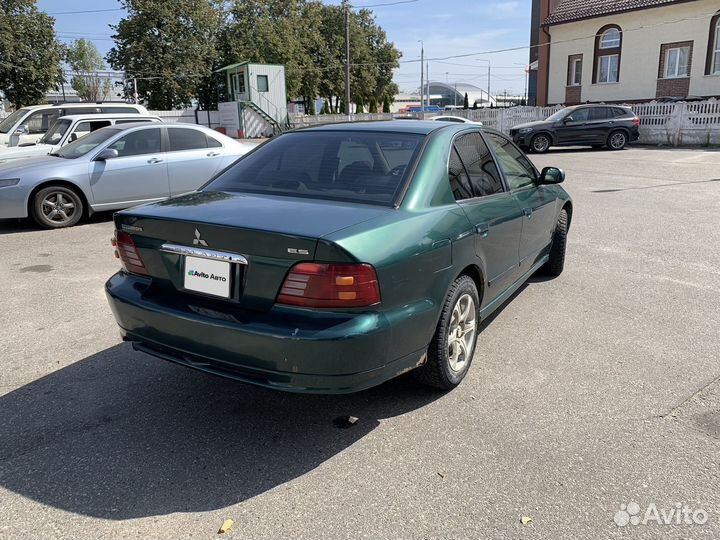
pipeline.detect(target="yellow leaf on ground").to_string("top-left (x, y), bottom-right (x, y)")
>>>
top-left (218, 519), bottom-right (234, 534)
top-left (520, 516), bottom-right (533, 525)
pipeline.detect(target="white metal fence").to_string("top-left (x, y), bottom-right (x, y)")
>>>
top-left (290, 100), bottom-right (720, 146)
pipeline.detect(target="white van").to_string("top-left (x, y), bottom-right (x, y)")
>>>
top-left (0, 103), bottom-right (148, 147)
top-left (0, 113), bottom-right (162, 162)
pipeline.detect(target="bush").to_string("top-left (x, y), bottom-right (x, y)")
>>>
top-left (369, 97), bottom-right (378, 113)
top-left (308, 100), bottom-right (316, 115)
top-left (463, 92), bottom-right (469, 110)
top-left (355, 95), bottom-right (364, 113)
top-left (382, 95), bottom-right (391, 113)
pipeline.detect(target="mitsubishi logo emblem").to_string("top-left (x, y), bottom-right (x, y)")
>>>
top-left (193, 229), bottom-right (208, 247)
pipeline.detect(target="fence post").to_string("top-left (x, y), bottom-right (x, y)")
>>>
top-left (667, 103), bottom-right (685, 147)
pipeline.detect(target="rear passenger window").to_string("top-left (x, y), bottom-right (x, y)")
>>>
top-left (613, 107), bottom-right (629, 117)
top-left (589, 107), bottom-right (611, 120)
top-left (168, 128), bottom-right (208, 151)
top-left (101, 107), bottom-right (139, 114)
top-left (452, 133), bottom-right (504, 199)
top-left (207, 135), bottom-right (222, 148)
top-left (115, 119), bottom-right (152, 125)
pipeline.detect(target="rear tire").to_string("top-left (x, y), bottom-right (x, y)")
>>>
top-left (530, 133), bottom-right (551, 154)
top-left (31, 185), bottom-right (84, 229)
top-left (542, 209), bottom-right (568, 277)
top-left (607, 130), bottom-right (627, 150)
top-left (414, 275), bottom-right (479, 390)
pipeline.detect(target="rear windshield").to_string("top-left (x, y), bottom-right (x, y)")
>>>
top-left (206, 131), bottom-right (425, 205)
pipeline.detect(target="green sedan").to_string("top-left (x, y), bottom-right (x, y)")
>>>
top-left (106, 121), bottom-right (572, 393)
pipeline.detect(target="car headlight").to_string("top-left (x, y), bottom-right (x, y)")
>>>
top-left (519, 128), bottom-right (533, 134)
top-left (0, 178), bottom-right (20, 187)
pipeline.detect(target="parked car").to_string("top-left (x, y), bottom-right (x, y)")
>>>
top-left (0, 114), bottom-right (162, 162)
top-left (430, 115), bottom-right (483, 126)
top-left (510, 104), bottom-right (640, 153)
top-left (0, 102), bottom-right (148, 147)
top-left (105, 121), bottom-right (572, 394)
top-left (0, 123), bottom-right (255, 228)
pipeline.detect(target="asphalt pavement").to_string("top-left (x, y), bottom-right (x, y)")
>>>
top-left (1, 146), bottom-right (719, 539)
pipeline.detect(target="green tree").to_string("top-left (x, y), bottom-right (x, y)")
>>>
top-left (355, 95), bottom-right (364, 113)
top-left (382, 94), bottom-right (391, 113)
top-left (0, 0), bottom-right (64, 108)
top-left (308, 99), bottom-right (315, 115)
top-left (66, 38), bottom-right (111, 102)
top-left (107, 0), bottom-right (220, 109)
top-left (463, 92), bottom-right (469, 109)
top-left (369, 97), bottom-right (377, 113)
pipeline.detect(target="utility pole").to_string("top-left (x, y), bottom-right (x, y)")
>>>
top-left (418, 40), bottom-right (424, 113)
top-left (133, 78), bottom-right (138, 104)
top-left (487, 64), bottom-right (490, 107)
top-left (426, 62), bottom-right (429, 111)
top-left (344, 4), bottom-right (351, 118)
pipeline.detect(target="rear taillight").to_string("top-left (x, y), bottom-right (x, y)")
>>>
top-left (632, 116), bottom-right (640, 127)
top-left (277, 262), bottom-right (381, 308)
top-left (112, 230), bottom-right (149, 276)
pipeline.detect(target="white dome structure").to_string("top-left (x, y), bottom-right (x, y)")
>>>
top-left (422, 81), bottom-right (496, 108)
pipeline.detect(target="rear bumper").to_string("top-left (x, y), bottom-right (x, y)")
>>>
top-left (629, 126), bottom-right (640, 141)
top-left (105, 272), bottom-right (425, 393)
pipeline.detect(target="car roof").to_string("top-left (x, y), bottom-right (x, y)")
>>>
top-left (56, 113), bottom-right (161, 121)
top-left (297, 120), bottom-right (465, 135)
top-left (20, 103), bottom-right (144, 110)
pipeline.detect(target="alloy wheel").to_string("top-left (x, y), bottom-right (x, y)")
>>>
top-left (532, 135), bottom-right (550, 153)
top-left (447, 293), bottom-right (477, 372)
top-left (41, 192), bottom-right (77, 224)
top-left (609, 132), bottom-right (627, 150)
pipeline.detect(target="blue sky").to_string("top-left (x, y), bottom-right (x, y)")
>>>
top-left (38, 0), bottom-right (533, 96)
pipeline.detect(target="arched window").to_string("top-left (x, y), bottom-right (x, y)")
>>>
top-left (593, 25), bottom-right (622, 84)
top-left (707, 12), bottom-right (720, 75)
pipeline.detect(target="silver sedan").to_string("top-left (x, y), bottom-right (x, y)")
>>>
top-left (0, 123), bottom-right (256, 228)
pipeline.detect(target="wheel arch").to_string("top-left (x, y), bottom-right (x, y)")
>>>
top-left (532, 130), bottom-right (557, 145)
top-left (27, 179), bottom-right (92, 217)
top-left (562, 200), bottom-right (573, 230)
top-left (457, 264), bottom-right (486, 306)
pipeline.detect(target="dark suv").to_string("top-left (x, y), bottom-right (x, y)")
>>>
top-left (510, 104), bottom-right (640, 153)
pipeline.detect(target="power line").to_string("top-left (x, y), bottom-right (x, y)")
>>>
top-left (354, 0), bottom-right (419, 7)
top-left (46, 8), bottom-right (124, 15)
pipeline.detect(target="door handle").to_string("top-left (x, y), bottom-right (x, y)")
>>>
top-left (523, 208), bottom-right (533, 218)
top-left (475, 223), bottom-right (489, 238)
top-left (206, 151), bottom-right (221, 157)
top-left (147, 158), bottom-right (163, 164)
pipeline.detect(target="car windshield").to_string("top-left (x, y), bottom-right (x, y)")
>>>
top-left (39, 119), bottom-right (72, 144)
top-left (546, 109), bottom-right (570, 122)
top-left (0, 109), bottom-right (29, 134)
top-left (206, 131), bottom-right (425, 206)
top-left (56, 127), bottom-right (122, 159)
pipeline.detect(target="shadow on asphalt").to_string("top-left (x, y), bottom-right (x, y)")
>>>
top-left (0, 211), bottom-right (115, 235)
top-left (0, 343), bottom-right (444, 519)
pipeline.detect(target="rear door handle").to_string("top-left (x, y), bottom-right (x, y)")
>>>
top-left (524, 208), bottom-right (533, 218)
top-left (147, 158), bottom-right (163, 164)
top-left (475, 223), bottom-right (489, 238)
top-left (207, 152), bottom-right (220, 157)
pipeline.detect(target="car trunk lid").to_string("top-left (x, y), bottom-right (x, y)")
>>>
top-left (115, 191), bottom-right (391, 311)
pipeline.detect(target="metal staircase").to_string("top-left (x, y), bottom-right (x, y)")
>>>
top-left (239, 101), bottom-right (290, 135)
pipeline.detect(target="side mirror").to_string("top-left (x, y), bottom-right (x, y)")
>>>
top-left (562, 117), bottom-right (572, 124)
top-left (95, 148), bottom-right (119, 161)
top-left (13, 124), bottom-right (29, 135)
top-left (539, 166), bottom-right (565, 185)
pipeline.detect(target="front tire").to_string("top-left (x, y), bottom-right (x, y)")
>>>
top-left (530, 133), bottom-right (551, 154)
top-left (414, 275), bottom-right (479, 390)
top-left (31, 185), bottom-right (84, 229)
top-left (607, 130), bottom-right (627, 150)
top-left (542, 209), bottom-right (568, 276)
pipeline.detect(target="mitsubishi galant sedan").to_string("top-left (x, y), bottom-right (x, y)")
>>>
top-left (106, 121), bottom-right (572, 393)
top-left (0, 123), bottom-right (253, 228)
